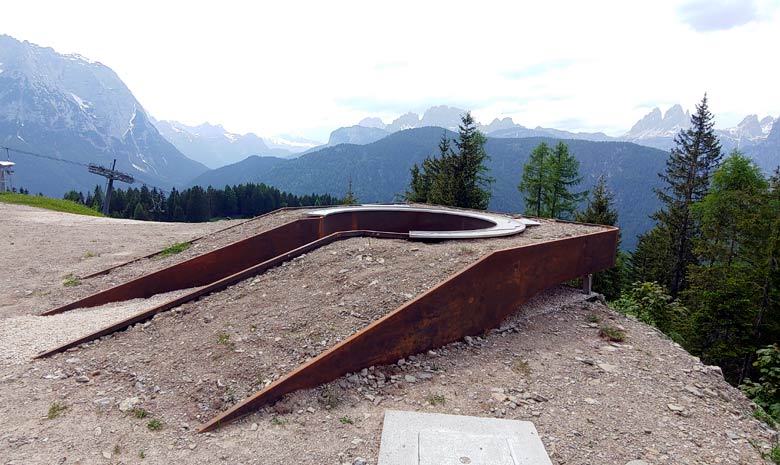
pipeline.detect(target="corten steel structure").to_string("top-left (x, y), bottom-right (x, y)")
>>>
top-left (36, 205), bottom-right (618, 432)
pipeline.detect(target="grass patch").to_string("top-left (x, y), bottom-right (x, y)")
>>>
top-left (270, 416), bottom-right (286, 426)
top-left (216, 332), bottom-right (236, 350)
top-left (599, 325), bottom-right (626, 342)
top-left (47, 401), bottom-right (67, 419)
top-left (0, 192), bottom-right (103, 217)
top-left (139, 450), bottom-right (146, 459)
top-left (318, 385), bottom-right (343, 409)
top-left (131, 407), bottom-right (149, 419)
top-left (83, 252), bottom-right (96, 258)
top-left (753, 407), bottom-right (777, 428)
top-left (426, 393), bottom-right (446, 406)
top-left (63, 273), bottom-right (81, 287)
top-left (339, 416), bottom-right (354, 424)
top-left (587, 314), bottom-right (601, 323)
top-left (156, 242), bottom-right (190, 259)
top-left (512, 359), bottom-right (532, 376)
top-left (146, 419), bottom-right (163, 431)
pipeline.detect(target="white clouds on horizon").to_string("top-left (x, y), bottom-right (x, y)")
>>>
top-left (0, 0), bottom-right (778, 140)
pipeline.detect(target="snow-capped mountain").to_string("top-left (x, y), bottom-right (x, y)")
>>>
top-left (264, 135), bottom-right (323, 153)
top-left (0, 34), bottom-right (207, 196)
top-left (622, 104), bottom-right (776, 152)
top-left (622, 105), bottom-right (691, 148)
top-left (154, 120), bottom-right (298, 168)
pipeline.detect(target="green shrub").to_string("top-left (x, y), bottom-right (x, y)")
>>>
top-left (742, 344), bottom-right (780, 421)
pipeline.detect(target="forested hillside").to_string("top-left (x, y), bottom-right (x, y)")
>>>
top-left (191, 128), bottom-right (668, 249)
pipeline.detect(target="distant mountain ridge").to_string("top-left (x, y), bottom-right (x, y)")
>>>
top-left (0, 34), bottom-right (207, 196)
top-left (190, 127), bottom-right (669, 249)
top-left (154, 120), bottom-right (301, 168)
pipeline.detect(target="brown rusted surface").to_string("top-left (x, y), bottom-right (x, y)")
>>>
top-left (198, 227), bottom-right (618, 432)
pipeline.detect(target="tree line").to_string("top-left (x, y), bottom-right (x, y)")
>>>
top-left (63, 183), bottom-right (342, 222)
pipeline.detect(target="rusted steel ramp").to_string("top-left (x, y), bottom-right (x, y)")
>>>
top-left (35, 204), bottom-right (617, 433)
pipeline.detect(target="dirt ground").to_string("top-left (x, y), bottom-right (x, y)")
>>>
top-left (0, 203), bottom-right (776, 465)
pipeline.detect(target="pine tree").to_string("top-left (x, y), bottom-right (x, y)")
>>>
top-left (546, 142), bottom-right (586, 219)
top-left (342, 178), bottom-right (359, 205)
top-left (652, 94), bottom-right (723, 296)
top-left (576, 175), bottom-right (622, 299)
top-left (685, 152), bottom-right (770, 382)
top-left (404, 113), bottom-right (492, 209)
top-left (518, 142), bottom-right (550, 217)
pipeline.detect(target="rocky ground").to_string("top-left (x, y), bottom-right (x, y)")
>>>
top-left (0, 203), bottom-right (776, 464)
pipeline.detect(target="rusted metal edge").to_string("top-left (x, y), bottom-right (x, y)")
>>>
top-left (35, 229), bottom-right (409, 359)
top-left (198, 226), bottom-right (618, 432)
top-left (79, 207), bottom-right (295, 279)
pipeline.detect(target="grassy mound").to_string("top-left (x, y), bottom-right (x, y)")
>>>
top-left (0, 192), bottom-right (104, 217)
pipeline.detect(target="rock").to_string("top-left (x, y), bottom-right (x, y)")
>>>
top-left (404, 375), bottom-right (417, 383)
top-left (94, 427), bottom-right (102, 436)
top-left (351, 438), bottom-right (364, 445)
top-left (119, 397), bottom-right (140, 412)
top-left (704, 365), bottom-right (724, 377)
top-left (75, 375), bottom-right (90, 383)
top-left (625, 461), bottom-right (650, 465)
top-left (306, 407), bottom-right (316, 413)
top-left (667, 403), bottom-right (685, 412)
top-left (491, 392), bottom-right (507, 402)
top-left (102, 451), bottom-right (112, 459)
top-left (597, 363), bottom-right (618, 373)
top-left (584, 398), bottom-right (599, 405)
top-left (353, 458), bottom-right (367, 465)
top-left (250, 423), bottom-right (258, 431)
top-left (684, 385), bottom-right (704, 398)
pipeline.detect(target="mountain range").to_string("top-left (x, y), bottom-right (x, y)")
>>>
top-left (0, 35), bottom-right (207, 196)
top-left (189, 127), bottom-right (669, 249)
top-left (1, 34), bottom-right (777, 251)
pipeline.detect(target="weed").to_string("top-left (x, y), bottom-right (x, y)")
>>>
top-left (216, 332), bottom-right (236, 350)
top-left (146, 419), bottom-right (163, 431)
top-left (426, 393), bottom-right (446, 406)
top-left (63, 273), bottom-right (81, 287)
top-left (156, 242), bottom-right (190, 259)
top-left (131, 407), bottom-right (149, 419)
top-left (512, 359), bottom-right (532, 376)
top-left (47, 401), bottom-right (67, 419)
top-left (753, 407), bottom-right (777, 428)
top-left (339, 416), bottom-right (354, 424)
top-left (599, 325), bottom-right (626, 342)
top-left (83, 252), bottom-right (96, 258)
top-left (586, 314), bottom-right (601, 323)
top-left (318, 385), bottom-right (342, 409)
top-left (270, 416), bottom-right (286, 426)
top-left (458, 246), bottom-right (476, 255)
top-left (139, 450), bottom-right (146, 459)
top-left (113, 444), bottom-right (121, 455)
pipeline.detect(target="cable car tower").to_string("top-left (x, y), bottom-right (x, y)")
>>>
top-left (88, 159), bottom-right (134, 215)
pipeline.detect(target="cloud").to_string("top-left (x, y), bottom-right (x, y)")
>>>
top-left (677, 0), bottom-right (763, 31)
top-left (501, 59), bottom-right (576, 80)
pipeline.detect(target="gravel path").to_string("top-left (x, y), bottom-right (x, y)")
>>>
top-left (0, 288), bottom-right (201, 366)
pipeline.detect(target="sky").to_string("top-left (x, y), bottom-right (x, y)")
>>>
top-left (1, 0), bottom-right (779, 141)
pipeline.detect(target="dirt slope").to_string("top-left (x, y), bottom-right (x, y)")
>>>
top-left (0, 203), bottom-right (775, 465)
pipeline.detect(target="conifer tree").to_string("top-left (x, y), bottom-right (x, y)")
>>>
top-left (576, 175), bottom-right (622, 299)
top-left (685, 152), bottom-right (769, 382)
top-left (342, 178), bottom-right (359, 205)
top-left (651, 94), bottom-right (723, 296)
top-left (518, 142), bottom-right (550, 217)
top-left (546, 142), bottom-right (586, 219)
top-left (405, 113), bottom-right (492, 209)
top-left (518, 141), bottom-right (585, 219)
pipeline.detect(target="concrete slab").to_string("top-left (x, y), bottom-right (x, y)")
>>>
top-left (377, 410), bottom-right (553, 465)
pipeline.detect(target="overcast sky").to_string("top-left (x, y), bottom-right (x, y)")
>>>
top-left (1, 0), bottom-right (779, 141)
